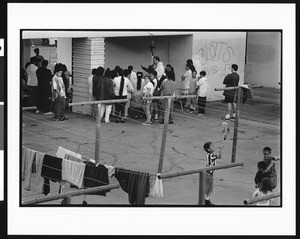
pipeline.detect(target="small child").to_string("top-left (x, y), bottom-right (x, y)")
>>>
top-left (52, 64), bottom-right (68, 121)
top-left (262, 147), bottom-right (279, 189)
top-left (203, 141), bottom-right (222, 206)
top-left (253, 177), bottom-right (273, 206)
top-left (254, 161), bottom-right (270, 188)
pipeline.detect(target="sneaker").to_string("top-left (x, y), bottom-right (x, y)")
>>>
top-left (142, 122), bottom-right (151, 126)
top-left (168, 121), bottom-right (174, 124)
top-left (205, 199), bottom-right (214, 206)
top-left (231, 114), bottom-right (236, 119)
top-left (58, 116), bottom-right (66, 121)
top-left (222, 114), bottom-right (231, 120)
top-left (52, 116), bottom-right (60, 121)
top-left (105, 120), bottom-right (110, 123)
top-left (159, 120), bottom-right (164, 124)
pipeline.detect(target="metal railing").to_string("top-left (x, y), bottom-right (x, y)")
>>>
top-left (158, 162), bottom-right (243, 205)
top-left (22, 183), bottom-right (119, 205)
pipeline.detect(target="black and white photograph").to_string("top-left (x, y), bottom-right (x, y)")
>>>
top-left (6, 2), bottom-right (296, 236)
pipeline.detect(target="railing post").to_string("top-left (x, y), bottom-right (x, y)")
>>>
top-left (158, 98), bottom-right (171, 173)
top-left (95, 103), bottom-right (102, 164)
top-left (231, 87), bottom-right (242, 163)
top-left (199, 171), bottom-right (206, 205)
top-left (64, 196), bottom-right (72, 205)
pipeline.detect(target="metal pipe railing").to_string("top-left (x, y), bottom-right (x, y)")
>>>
top-left (244, 191), bottom-right (280, 205)
top-left (158, 162), bottom-right (243, 179)
top-left (22, 183), bottom-right (119, 205)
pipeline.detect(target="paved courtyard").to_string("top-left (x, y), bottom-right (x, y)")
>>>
top-left (21, 87), bottom-right (281, 206)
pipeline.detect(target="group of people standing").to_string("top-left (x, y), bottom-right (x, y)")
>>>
top-left (21, 48), bottom-right (71, 121)
top-left (88, 56), bottom-right (178, 125)
top-left (22, 49), bottom-right (241, 124)
top-left (88, 56), bottom-right (215, 125)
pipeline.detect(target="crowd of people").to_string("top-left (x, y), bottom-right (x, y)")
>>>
top-left (22, 49), bottom-right (242, 124)
top-left (22, 48), bottom-right (72, 121)
top-left (87, 56), bottom-right (213, 125)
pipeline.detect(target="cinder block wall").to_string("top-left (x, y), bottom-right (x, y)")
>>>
top-left (244, 32), bottom-right (281, 88)
top-left (72, 37), bottom-right (105, 114)
top-left (192, 32), bottom-right (246, 101)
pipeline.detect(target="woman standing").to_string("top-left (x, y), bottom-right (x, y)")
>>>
top-left (112, 68), bottom-right (134, 123)
top-left (132, 71), bottom-right (145, 118)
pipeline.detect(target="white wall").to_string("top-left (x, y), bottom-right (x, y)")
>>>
top-left (169, 35), bottom-right (193, 94)
top-left (192, 32), bottom-right (246, 101)
top-left (244, 32), bottom-right (281, 88)
top-left (57, 38), bottom-right (72, 73)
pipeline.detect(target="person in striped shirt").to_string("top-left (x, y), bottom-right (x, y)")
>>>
top-left (203, 141), bottom-right (222, 206)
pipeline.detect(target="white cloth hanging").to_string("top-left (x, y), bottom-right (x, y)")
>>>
top-left (149, 174), bottom-right (163, 197)
top-left (56, 146), bottom-right (82, 160)
top-left (61, 159), bottom-right (86, 189)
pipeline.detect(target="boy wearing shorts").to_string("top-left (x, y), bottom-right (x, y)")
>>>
top-left (203, 142), bottom-right (222, 206)
top-left (222, 64), bottom-right (239, 120)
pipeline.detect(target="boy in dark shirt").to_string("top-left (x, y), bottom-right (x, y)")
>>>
top-left (222, 64), bottom-right (239, 120)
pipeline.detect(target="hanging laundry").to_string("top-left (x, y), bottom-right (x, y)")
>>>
top-left (62, 159), bottom-right (86, 189)
top-left (22, 147), bottom-right (37, 191)
top-left (82, 155), bottom-right (95, 163)
top-left (105, 165), bottom-right (115, 178)
top-left (114, 168), bottom-right (150, 205)
top-left (56, 146), bottom-right (82, 160)
top-left (149, 174), bottom-right (163, 198)
top-left (34, 151), bottom-right (45, 194)
top-left (83, 162), bottom-right (109, 196)
top-left (41, 154), bottom-right (62, 196)
top-left (65, 154), bottom-right (83, 163)
top-left (240, 84), bottom-right (253, 105)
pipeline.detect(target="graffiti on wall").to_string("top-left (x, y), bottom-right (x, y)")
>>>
top-left (194, 41), bottom-right (235, 79)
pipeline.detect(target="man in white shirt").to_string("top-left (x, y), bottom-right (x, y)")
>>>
top-left (196, 71), bottom-right (208, 116)
top-left (26, 57), bottom-right (39, 109)
top-left (153, 56), bottom-right (165, 81)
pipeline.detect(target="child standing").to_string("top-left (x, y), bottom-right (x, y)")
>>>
top-left (52, 64), bottom-right (68, 121)
top-left (142, 74), bottom-right (154, 125)
top-left (203, 141), bottom-right (222, 206)
top-left (196, 71), bottom-right (207, 116)
top-left (253, 177), bottom-right (273, 206)
top-left (262, 147), bottom-right (279, 189)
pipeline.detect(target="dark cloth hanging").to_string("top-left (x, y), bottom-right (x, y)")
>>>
top-left (83, 162), bottom-right (109, 196)
top-left (41, 154), bottom-right (62, 196)
top-left (114, 168), bottom-right (150, 205)
top-left (240, 84), bottom-right (253, 105)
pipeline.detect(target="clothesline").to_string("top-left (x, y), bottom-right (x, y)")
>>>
top-left (22, 146), bottom-right (164, 204)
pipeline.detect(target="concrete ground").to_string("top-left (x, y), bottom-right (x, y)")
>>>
top-left (21, 87), bottom-right (281, 206)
